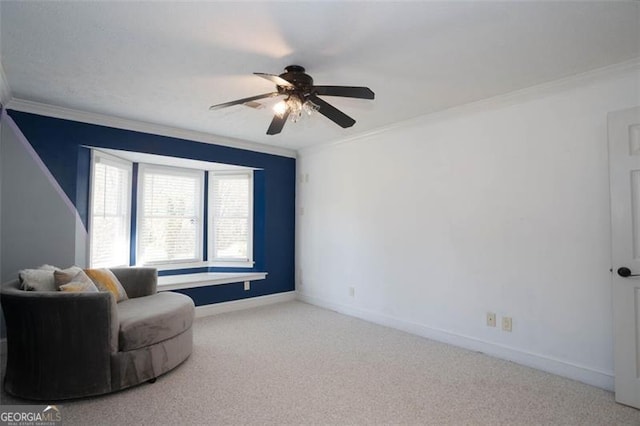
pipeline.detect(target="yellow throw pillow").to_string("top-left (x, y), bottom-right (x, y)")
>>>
top-left (84, 268), bottom-right (128, 302)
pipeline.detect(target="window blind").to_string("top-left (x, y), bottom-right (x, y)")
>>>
top-left (210, 172), bottom-right (252, 261)
top-left (138, 166), bottom-right (203, 264)
top-left (90, 154), bottom-right (131, 267)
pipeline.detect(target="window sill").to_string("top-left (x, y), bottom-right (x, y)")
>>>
top-left (157, 272), bottom-right (267, 291)
top-left (148, 260), bottom-right (255, 271)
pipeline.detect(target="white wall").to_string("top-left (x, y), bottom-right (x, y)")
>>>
top-left (296, 65), bottom-right (640, 390)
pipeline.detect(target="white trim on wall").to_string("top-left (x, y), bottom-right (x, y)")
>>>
top-left (5, 98), bottom-right (297, 159)
top-left (299, 57), bottom-right (640, 157)
top-left (296, 292), bottom-right (614, 391)
top-left (4, 59), bottom-right (638, 159)
top-left (295, 69), bottom-right (640, 396)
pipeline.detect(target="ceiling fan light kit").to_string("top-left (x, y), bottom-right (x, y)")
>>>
top-left (273, 95), bottom-right (319, 122)
top-left (209, 65), bottom-right (375, 135)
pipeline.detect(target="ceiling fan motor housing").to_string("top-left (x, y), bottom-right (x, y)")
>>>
top-left (278, 65), bottom-right (314, 95)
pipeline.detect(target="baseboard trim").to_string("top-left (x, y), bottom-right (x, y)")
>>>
top-left (296, 292), bottom-right (614, 391)
top-left (195, 291), bottom-right (296, 318)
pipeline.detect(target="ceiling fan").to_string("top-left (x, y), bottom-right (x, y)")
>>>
top-left (209, 65), bottom-right (375, 135)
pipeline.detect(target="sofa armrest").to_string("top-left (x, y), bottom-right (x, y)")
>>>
top-left (0, 280), bottom-right (118, 399)
top-left (110, 267), bottom-right (157, 299)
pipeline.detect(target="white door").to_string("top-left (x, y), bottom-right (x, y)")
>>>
top-left (610, 106), bottom-right (640, 408)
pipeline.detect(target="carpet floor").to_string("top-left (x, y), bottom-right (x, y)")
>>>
top-left (1, 300), bottom-right (639, 425)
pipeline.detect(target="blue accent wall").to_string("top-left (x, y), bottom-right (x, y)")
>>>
top-left (8, 110), bottom-right (296, 305)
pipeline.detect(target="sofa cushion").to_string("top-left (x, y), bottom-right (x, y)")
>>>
top-left (116, 292), bottom-right (194, 352)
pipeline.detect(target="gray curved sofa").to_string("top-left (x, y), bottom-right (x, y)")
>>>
top-left (1, 267), bottom-right (195, 400)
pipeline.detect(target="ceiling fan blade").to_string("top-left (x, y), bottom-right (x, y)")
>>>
top-left (254, 73), bottom-right (295, 88)
top-left (314, 86), bottom-right (375, 99)
top-left (308, 94), bottom-right (356, 128)
top-left (266, 110), bottom-right (290, 135)
top-left (209, 92), bottom-right (280, 111)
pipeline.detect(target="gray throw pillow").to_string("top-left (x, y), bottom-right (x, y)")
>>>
top-left (58, 271), bottom-right (99, 293)
top-left (54, 267), bottom-right (88, 289)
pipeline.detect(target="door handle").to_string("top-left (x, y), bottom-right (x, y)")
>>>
top-left (618, 267), bottom-right (640, 278)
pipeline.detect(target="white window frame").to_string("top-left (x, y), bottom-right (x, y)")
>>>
top-left (208, 170), bottom-right (254, 268)
top-left (88, 150), bottom-right (132, 268)
top-left (136, 163), bottom-right (205, 266)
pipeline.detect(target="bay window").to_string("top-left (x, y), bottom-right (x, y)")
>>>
top-left (88, 149), bottom-right (254, 269)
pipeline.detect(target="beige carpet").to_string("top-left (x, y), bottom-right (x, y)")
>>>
top-left (1, 300), bottom-right (639, 425)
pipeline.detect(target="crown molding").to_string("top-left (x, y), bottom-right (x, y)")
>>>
top-left (299, 57), bottom-right (640, 157)
top-left (0, 58), bottom-right (12, 108)
top-left (5, 98), bottom-right (297, 159)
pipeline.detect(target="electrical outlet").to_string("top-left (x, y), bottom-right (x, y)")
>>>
top-left (486, 312), bottom-right (496, 327)
top-left (502, 316), bottom-right (512, 332)
top-left (349, 287), bottom-right (355, 297)
top-left (243, 281), bottom-right (250, 291)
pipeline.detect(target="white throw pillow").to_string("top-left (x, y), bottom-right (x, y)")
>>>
top-left (19, 269), bottom-right (56, 291)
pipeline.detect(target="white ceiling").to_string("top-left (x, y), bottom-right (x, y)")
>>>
top-left (1, 1), bottom-right (639, 152)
